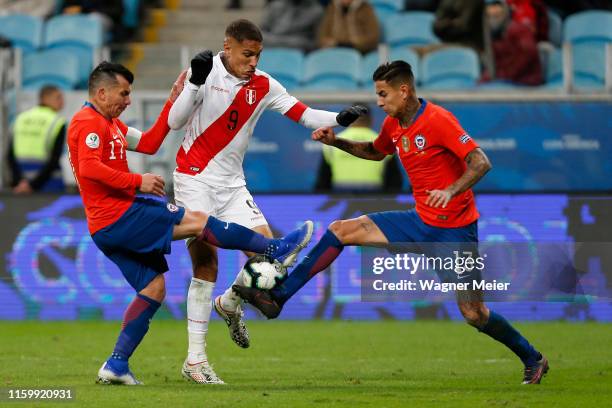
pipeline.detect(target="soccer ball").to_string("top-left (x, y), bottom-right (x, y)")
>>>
top-left (241, 255), bottom-right (286, 290)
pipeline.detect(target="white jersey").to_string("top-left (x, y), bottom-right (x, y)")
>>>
top-left (171, 52), bottom-right (309, 187)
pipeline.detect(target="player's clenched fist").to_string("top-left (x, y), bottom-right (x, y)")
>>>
top-left (189, 50), bottom-right (214, 86)
top-left (336, 104), bottom-right (368, 127)
top-left (140, 173), bottom-right (166, 197)
top-left (312, 127), bottom-right (336, 145)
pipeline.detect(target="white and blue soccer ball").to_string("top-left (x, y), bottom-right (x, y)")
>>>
top-left (241, 255), bottom-right (286, 290)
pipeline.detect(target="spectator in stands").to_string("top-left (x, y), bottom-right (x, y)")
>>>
top-left (63, 0), bottom-right (125, 41)
top-left (506, 0), bottom-right (548, 42)
top-left (482, 0), bottom-right (543, 85)
top-left (404, 0), bottom-right (440, 12)
top-left (317, 0), bottom-right (380, 54)
top-left (7, 85), bottom-right (66, 194)
top-left (260, 0), bottom-right (324, 52)
top-left (315, 105), bottom-right (402, 192)
top-left (432, 0), bottom-right (485, 52)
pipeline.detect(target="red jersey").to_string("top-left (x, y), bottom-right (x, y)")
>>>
top-left (373, 100), bottom-right (480, 228)
top-left (67, 101), bottom-right (172, 235)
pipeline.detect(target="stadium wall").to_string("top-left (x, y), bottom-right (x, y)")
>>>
top-left (10, 91), bottom-right (612, 192)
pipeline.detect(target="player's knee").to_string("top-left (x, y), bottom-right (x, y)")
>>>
top-left (328, 220), bottom-right (347, 243)
top-left (459, 303), bottom-right (488, 327)
top-left (193, 260), bottom-right (218, 280)
top-left (189, 210), bottom-right (208, 234)
top-left (142, 275), bottom-right (166, 302)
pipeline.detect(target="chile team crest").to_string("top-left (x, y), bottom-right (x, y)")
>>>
top-left (415, 134), bottom-right (426, 150)
top-left (246, 88), bottom-right (257, 105)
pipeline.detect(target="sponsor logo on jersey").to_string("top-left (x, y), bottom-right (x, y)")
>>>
top-left (415, 135), bottom-right (426, 150)
top-left (190, 166), bottom-right (200, 172)
top-left (401, 135), bottom-right (410, 152)
top-left (459, 134), bottom-right (472, 144)
top-left (167, 203), bottom-right (179, 213)
top-left (246, 88), bottom-right (257, 105)
top-left (85, 133), bottom-right (100, 149)
top-left (211, 85), bottom-right (229, 93)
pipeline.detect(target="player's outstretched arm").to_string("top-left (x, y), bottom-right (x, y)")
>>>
top-left (125, 70), bottom-right (188, 155)
top-left (426, 148), bottom-right (492, 208)
top-left (312, 127), bottom-right (386, 161)
top-left (298, 104), bottom-right (368, 129)
top-left (168, 50), bottom-right (213, 130)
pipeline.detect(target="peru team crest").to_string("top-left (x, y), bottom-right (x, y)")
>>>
top-left (246, 88), bottom-right (257, 105)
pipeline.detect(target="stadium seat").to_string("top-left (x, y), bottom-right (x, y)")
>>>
top-left (43, 14), bottom-right (104, 87)
top-left (361, 50), bottom-right (382, 89)
top-left (0, 14), bottom-right (43, 53)
top-left (390, 47), bottom-right (420, 82)
top-left (371, 0), bottom-right (404, 21)
top-left (22, 49), bottom-right (80, 90)
top-left (547, 9), bottom-right (562, 47)
top-left (257, 48), bottom-right (304, 90)
top-left (563, 10), bottom-right (612, 45)
top-left (571, 43), bottom-right (607, 88)
top-left (421, 47), bottom-right (479, 90)
top-left (543, 44), bottom-right (606, 89)
top-left (361, 48), bottom-right (421, 89)
top-left (123, 0), bottom-right (141, 29)
top-left (538, 43), bottom-right (561, 88)
top-left (384, 12), bottom-right (438, 48)
top-left (302, 48), bottom-right (361, 90)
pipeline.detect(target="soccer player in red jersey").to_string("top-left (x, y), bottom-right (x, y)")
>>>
top-left (235, 61), bottom-right (549, 385)
top-left (67, 62), bottom-right (313, 385)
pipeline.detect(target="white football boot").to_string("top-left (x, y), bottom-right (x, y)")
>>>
top-left (181, 358), bottom-right (225, 384)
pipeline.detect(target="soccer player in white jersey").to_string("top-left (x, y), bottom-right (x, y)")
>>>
top-left (168, 19), bottom-right (366, 384)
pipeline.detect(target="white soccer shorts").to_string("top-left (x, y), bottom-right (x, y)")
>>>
top-left (173, 172), bottom-right (268, 234)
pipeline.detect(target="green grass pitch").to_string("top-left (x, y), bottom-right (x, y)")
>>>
top-left (0, 320), bottom-right (610, 407)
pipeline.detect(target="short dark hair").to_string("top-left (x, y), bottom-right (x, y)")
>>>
top-left (225, 19), bottom-right (263, 43)
top-left (88, 61), bottom-right (134, 95)
top-left (372, 60), bottom-right (415, 88)
top-left (38, 85), bottom-right (60, 102)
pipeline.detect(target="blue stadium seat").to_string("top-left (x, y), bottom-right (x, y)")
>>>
top-left (257, 48), bottom-right (304, 90)
top-left (0, 14), bottom-right (43, 53)
top-left (546, 47), bottom-right (562, 85)
top-left (302, 48), bottom-right (361, 90)
top-left (384, 12), bottom-right (438, 48)
top-left (389, 47), bottom-right (420, 82)
top-left (44, 14), bottom-right (104, 86)
top-left (547, 9), bottom-right (562, 47)
top-left (22, 49), bottom-right (80, 90)
top-left (361, 48), bottom-right (421, 89)
top-left (563, 10), bottom-right (612, 45)
top-left (371, 0), bottom-right (404, 22)
top-left (123, 0), bottom-right (141, 29)
top-left (543, 44), bottom-right (606, 89)
top-left (571, 43), bottom-right (606, 88)
top-left (361, 50), bottom-right (382, 89)
top-left (421, 47), bottom-right (479, 89)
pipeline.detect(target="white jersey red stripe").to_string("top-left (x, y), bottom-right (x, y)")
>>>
top-left (173, 52), bottom-right (307, 187)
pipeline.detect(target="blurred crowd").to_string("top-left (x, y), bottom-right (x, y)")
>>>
top-left (256, 0), bottom-right (611, 86)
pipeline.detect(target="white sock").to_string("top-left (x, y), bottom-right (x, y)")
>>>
top-left (220, 269), bottom-right (248, 312)
top-left (187, 278), bottom-right (214, 364)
